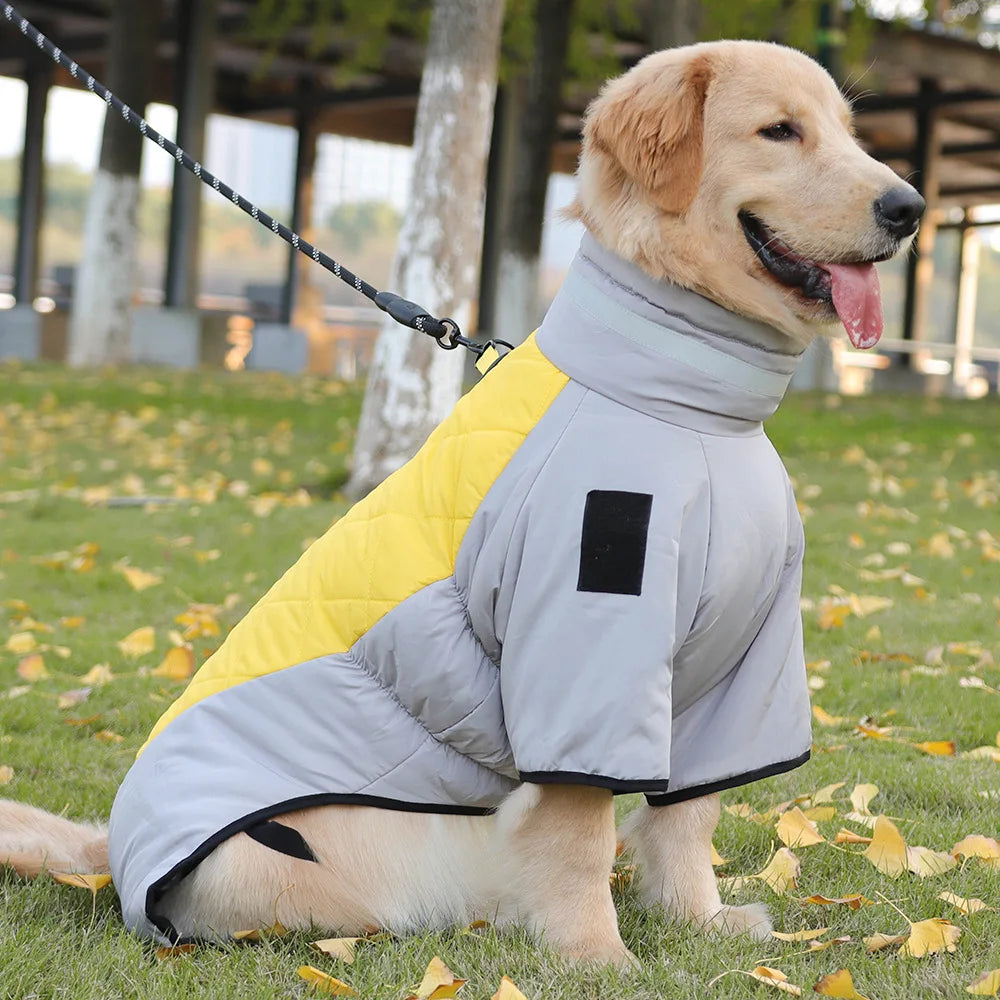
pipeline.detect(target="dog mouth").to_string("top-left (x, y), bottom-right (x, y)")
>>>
top-left (738, 210), bottom-right (890, 349)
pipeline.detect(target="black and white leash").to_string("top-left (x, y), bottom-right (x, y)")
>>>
top-left (2, 3), bottom-right (511, 371)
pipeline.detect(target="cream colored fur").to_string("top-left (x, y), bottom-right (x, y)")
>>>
top-left (1, 39), bottom-right (919, 965)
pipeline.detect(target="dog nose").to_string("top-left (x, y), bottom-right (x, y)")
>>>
top-left (873, 186), bottom-right (925, 238)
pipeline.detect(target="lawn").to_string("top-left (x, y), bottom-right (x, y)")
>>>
top-left (1, 361), bottom-right (998, 1000)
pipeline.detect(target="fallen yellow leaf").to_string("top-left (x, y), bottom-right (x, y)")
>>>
top-left (849, 784), bottom-right (879, 815)
top-left (835, 828), bottom-right (872, 845)
top-left (953, 835), bottom-right (1000, 864)
top-left (776, 807), bottom-right (825, 848)
top-left (57, 688), bottom-right (92, 710)
top-left (749, 966), bottom-right (802, 995)
top-left (864, 931), bottom-right (908, 952)
top-left (6, 631), bottom-right (37, 654)
top-left (491, 978), bottom-right (528, 1000)
top-left (753, 848), bottom-right (801, 894)
top-left (939, 891), bottom-right (992, 915)
top-left (967, 970), bottom-right (1000, 996)
top-left (813, 969), bottom-right (871, 999)
top-left (59, 616), bottom-right (85, 629)
top-left (801, 894), bottom-right (873, 910)
top-left (0, 765), bottom-right (13, 785)
top-left (802, 806), bottom-right (837, 823)
top-left (311, 937), bottom-right (360, 963)
top-left (51, 872), bottom-right (112, 897)
top-left (772, 927), bottom-right (829, 942)
top-left (79, 664), bottom-right (114, 685)
top-left (155, 944), bottom-right (197, 960)
top-left (233, 921), bottom-right (286, 940)
top-left (912, 740), bottom-right (956, 756)
top-left (813, 706), bottom-right (847, 727)
top-left (118, 565), bottom-right (163, 591)
top-left (817, 599), bottom-right (851, 630)
top-left (864, 816), bottom-right (908, 878)
top-left (152, 645), bottom-right (195, 681)
top-left (406, 956), bottom-right (468, 1000)
top-left (117, 626), bottom-right (155, 658)
top-left (906, 845), bottom-right (957, 878)
top-left (16, 653), bottom-right (48, 682)
top-left (297, 965), bottom-right (357, 996)
top-left (710, 842), bottom-right (727, 866)
top-left (93, 729), bottom-right (124, 743)
top-left (900, 918), bottom-right (961, 958)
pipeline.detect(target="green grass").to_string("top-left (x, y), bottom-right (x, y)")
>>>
top-left (1, 362), bottom-right (998, 1000)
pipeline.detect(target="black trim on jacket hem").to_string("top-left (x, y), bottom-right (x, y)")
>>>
top-left (642, 750), bottom-right (812, 807)
top-left (518, 770), bottom-right (671, 794)
top-left (144, 792), bottom-right (497, 942)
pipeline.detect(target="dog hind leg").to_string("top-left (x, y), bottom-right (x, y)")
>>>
top-left (0, 799), bottom-right (109, 877)
top-left (622, 793), bottom-right (771, 939)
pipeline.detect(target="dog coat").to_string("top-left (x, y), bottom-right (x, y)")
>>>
top-left (109, 234), bottom-right (813, 942)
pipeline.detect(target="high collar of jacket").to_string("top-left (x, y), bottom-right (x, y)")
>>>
top-left (535, 234), bottom-right (805, 434)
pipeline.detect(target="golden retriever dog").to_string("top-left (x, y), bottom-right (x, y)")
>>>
top-left (1, 40), bottom-right (922, 966)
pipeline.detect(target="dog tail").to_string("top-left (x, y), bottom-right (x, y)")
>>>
top-left (0, 799), bottom-right (109, 877)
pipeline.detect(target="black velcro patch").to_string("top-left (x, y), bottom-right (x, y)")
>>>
top-left (244, 819), bottom-right (318, 863)
top-left (577, 490), bottom-right (653, 596)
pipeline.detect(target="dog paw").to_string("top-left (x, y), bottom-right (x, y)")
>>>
top-left (705, 902), bottom-right (772, 940)
top-left (561, 941), bottom-right (640, 970)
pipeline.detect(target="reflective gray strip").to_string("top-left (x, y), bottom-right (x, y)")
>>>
top-left (562, 267), bottom-right (792, 398)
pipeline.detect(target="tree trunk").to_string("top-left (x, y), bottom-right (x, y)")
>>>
top-left (68, 0), bottom-right (163, 367)
top-left (492, 0), bottom-right (576, 345)
top-left (649, 0), bottom-right (701, 49)
top-left (345, 0), bottom-right (505, 498)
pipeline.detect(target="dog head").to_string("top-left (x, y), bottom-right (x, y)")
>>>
top-left (571, 40), bottom-right (924, 348)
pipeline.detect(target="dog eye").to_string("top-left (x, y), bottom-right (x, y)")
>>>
top-left (758, 122), bottom-right (799, 141)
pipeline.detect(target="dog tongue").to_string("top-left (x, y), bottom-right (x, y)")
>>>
top-left (825, 262), bottom-right (883, 349)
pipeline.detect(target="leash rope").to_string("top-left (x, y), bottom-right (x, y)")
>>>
top-left (2, 3), bottom-right (511, 367)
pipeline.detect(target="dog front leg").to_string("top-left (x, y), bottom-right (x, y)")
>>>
top-left (622, 793), bottom-right (771, 939)
top-left (495, 783), bottom-right (633, 966)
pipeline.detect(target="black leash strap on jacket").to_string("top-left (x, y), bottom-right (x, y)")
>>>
top-left (2, 4), bottom-right (512, 369)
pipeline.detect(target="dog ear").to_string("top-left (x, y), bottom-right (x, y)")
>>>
top-left (583, 51), bottom-right (712, 215)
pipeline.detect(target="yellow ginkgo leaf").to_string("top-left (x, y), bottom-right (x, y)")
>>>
top-left (849, 783), bottom-right (879, 815)
top-left (710, 842), bottom-right (727, 866)
top-left (900, 918), bottom-right (961, 958)
top-left (59, 616), bottom-right (85, 629)
top-left (491, 978), bottom-right (528, 1000)
top-left (912, 740), bottom-right (956, 756)
top-left (155, 943), bottom-right (197, 960)
top-left (117, 626), bottom-right (155, 658)
top-left (405, 957), bottom-right (468, 1000)
top-left (51, 871), bottom-right (113, 898)
top-left (233, 921), bottom-right (286, 940)
top-left (906, 845), bottom-right (957, 878)
top-left (953, 835), bottom-right (1000, 864)
top-left (0, 765), bottom-right (13, 785)
top-left (776, 807), bottom-right (825, 848)
top-left (311, 938), bottom-right (360, 963)
top-left (772, 927), bottom-right (829, 942)
top-left (802, 806), bottom-right (837, 823)
top-left (16, 653), bottom-right (48, 682)
top-left (817, 599), bottom-right (851, 630)
top-left (810, 782), bottom-right (846, 804)
top-left (813, 968), bottom-right (871, 1000)
top-left (152, 646), bottom-right (195, 681)
top-left (812, 706), bottom-right (847, 727)
top-left (118, 565), bottom-right (163, 591)
top-left (79, 663), bottom-right (114, 686)
top-left (864, 816), bottom-right (908, 878)
top-left (749, 966), bottom-right (802, 995)
top-left (939, 891), bottom-right (992, 915)
top-left (753, 848), bottom-right (801, 895)
top-left (801, 894), bottom-right (873, 910)
top-left (6, 631), bottom-right (37, 654)
top-left (835, 829), bottom-right (872, 845)
top-left (297, 965), bottom-right (357, 996)
top-left (967, 970), bottom-right (1000, 996)
top-left (864, 931), bottom-right (908, 952)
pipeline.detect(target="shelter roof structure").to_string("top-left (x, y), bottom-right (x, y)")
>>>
top-left (4, 3), bottom-right (1000, 205)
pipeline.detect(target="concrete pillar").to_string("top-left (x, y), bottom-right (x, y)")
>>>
top-left (13, 56), bottom-right (52, 304)
top-left (164, 0), bottom-right (218, 309)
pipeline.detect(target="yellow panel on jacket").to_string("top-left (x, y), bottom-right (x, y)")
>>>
top-left (139, 333), bottom-right (568, 754)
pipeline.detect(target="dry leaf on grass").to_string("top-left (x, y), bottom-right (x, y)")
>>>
top-left (939, 891), bottom-right (992, 915)
top-left (297, 965), bottom-right (357, 996)
top-left (900, 918), bottom-right (961, 957)
top-left (967, 970), bottom-right (1000, 996)
top-left (57, 688), bottom-right (91, 710)
top-left (772, 927), bottom-right (829, 942)
top-left (813, 706), bottom-right (847, 726)
top-left (751, 967), bottom-right (802, 995)
top-left (864, 817), bottom-right (908, 878)
top-left (776, 807), bottom-right (826, 848)
top-left (813, 969), bottom-right (871, 999)
top-left (953, 835), bottom-right (1000, 865)
top-left (404, 956), bottom-right (468, 1000)
top-left (800, 894), bottom-right (873, 910)
top-left (152, 645), bottom-right (195, 681)
top-left (864, 932), bottom-right (909, 952)
top-left (155, 943), bottom-right (197, 960)
top-left (905, 845), bottom-right (957, 878)
top-left (491, 978), bottom-right (528, 1000)
top-left (835, 829), bottom-right (872, 845)
top-left (849, 784), bottom-right (879, 815)
top-left (79, 663), bottom-right (114, 685)
top-left (116, 565), bottom-right (163, 591)
top-left (51, 871), bottom-right (112, 899)
top-left (117, 626), bottom-right (155, 658)
top-left (754, 848), bottom-right (801, 894)
top-left (311, 937), bottom-right (361, 963)
top-left (0, 765), bottom-right (13, 785)
top-left (6, 632), bottom-right (37, 654)
top-left (16, 653), bottom-right (48, 682)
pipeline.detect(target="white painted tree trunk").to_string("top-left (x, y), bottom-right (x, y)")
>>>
top-left (68, 171), bottom-right (141, 366)
top-left (345, 0), bottom-right (505, 498)
top-left (67, 0), bottom-right (161, 367)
